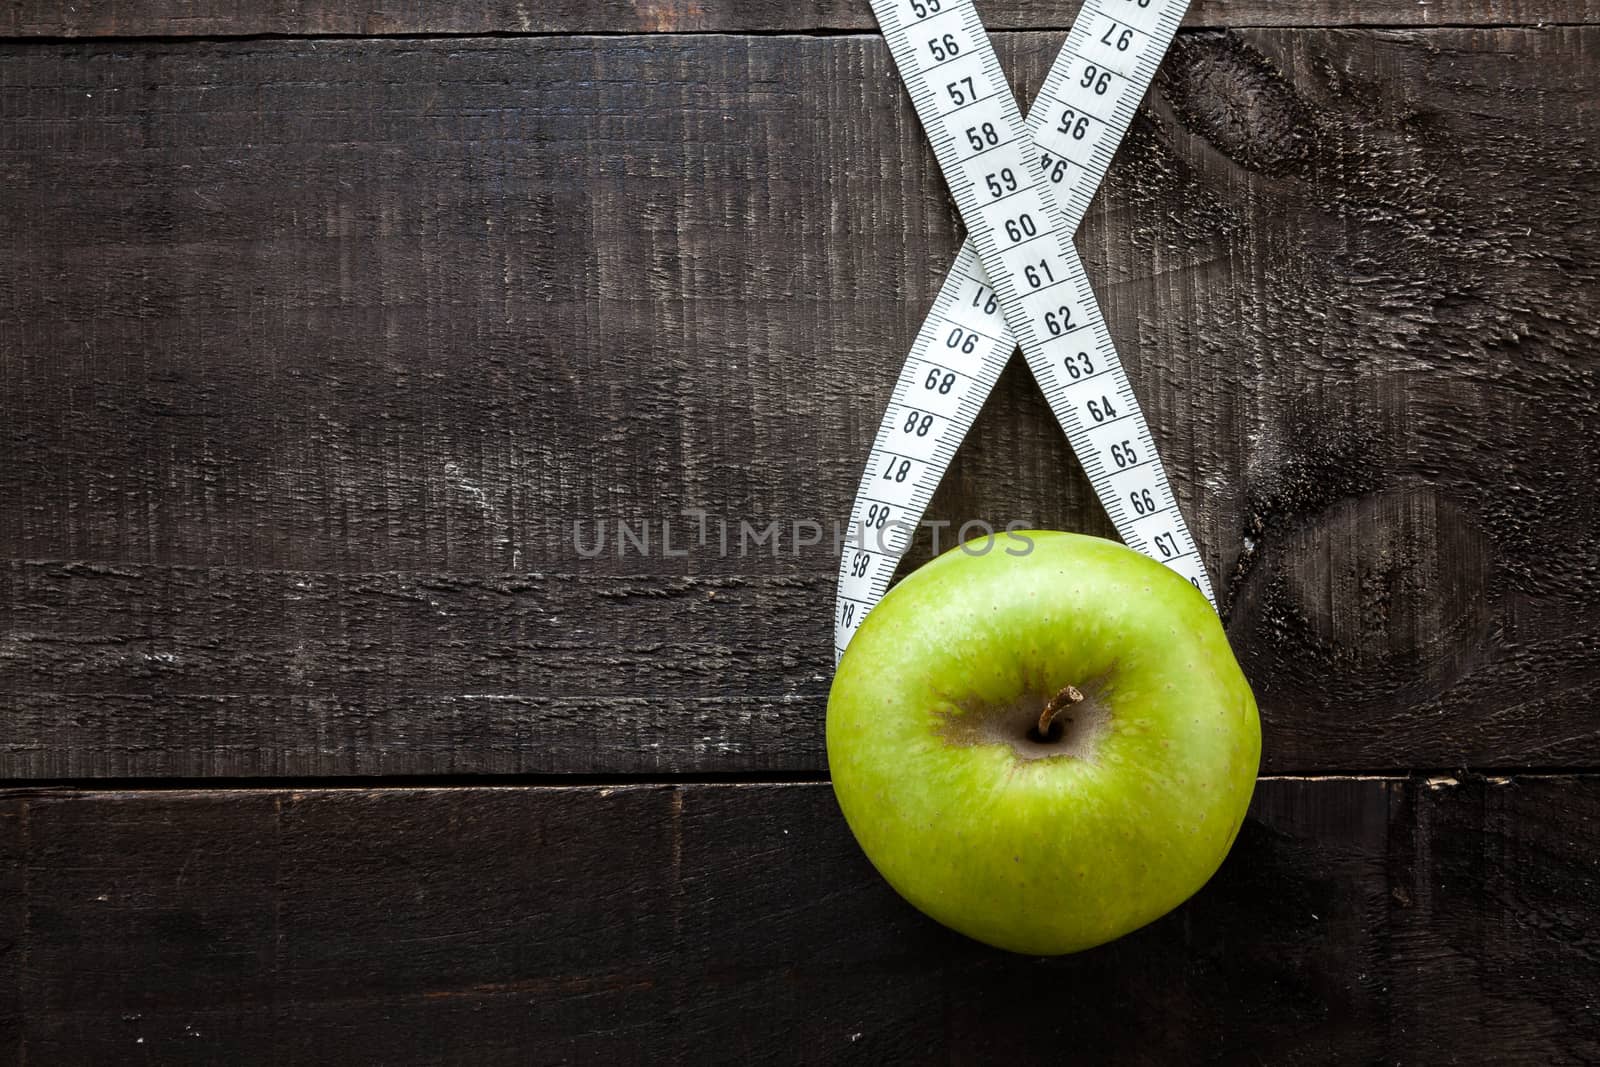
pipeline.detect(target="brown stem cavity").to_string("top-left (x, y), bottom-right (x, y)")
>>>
top-left (934, 671), bottom-right (1115, 763)
top-left (1037, 685), bottom-right (1085, 740)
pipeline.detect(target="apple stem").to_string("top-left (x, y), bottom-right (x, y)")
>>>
top-left (1038, 685), bottom-right (1085, 739)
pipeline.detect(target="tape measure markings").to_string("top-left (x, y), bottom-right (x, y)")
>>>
top-left (837, 0), bottom-right (1208, 658)
top-left (836, 0), bottom-right (1204, 660)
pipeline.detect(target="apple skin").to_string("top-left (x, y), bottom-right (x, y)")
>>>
top-left (827, 531), bottom-right (1260, 955)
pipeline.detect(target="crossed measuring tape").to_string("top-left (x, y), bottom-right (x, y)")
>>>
top-left (833, 0), bottom-right (1211, 661)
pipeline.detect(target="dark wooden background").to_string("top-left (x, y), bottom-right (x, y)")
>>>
top-left (2, 0), bottom-right (1597, 1062)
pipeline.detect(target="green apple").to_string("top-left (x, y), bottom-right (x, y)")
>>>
top-left (827, 531), bottom-right (1260, 955)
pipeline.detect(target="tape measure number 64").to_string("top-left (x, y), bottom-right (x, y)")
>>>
top-left (835, 0), bottom-right (1210, 661)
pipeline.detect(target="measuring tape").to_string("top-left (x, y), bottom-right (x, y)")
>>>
top-left (834, 0), bottom-right (1210, 661)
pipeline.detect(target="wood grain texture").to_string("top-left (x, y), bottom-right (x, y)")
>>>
top-left (2, 29), bottom-right (1598, 776)
top-left (0, 775), bottom-right (1595, 1063)
top-left (2, 0), bottom-right (1598, 36)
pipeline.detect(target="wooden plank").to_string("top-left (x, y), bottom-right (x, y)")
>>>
top-left (4, 776), bottom-right (1598, 1062)
top-left (2, 0), bottom-right (1597, 36)
top-left (0, 563), bottom-right (824, 777)
top-left (2, 29), bottom-right (1597, 776)
top-left (0, 799), bottom-right (21, 1064)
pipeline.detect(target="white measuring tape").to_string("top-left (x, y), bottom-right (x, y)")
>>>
top-left (834, 0), bottom-right (1211, 661)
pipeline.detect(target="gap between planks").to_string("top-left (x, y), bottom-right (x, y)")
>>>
top-left (0, 769), bottom-right (1591, 796)
top-left (1, 21), bottom-right (1597, 48)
